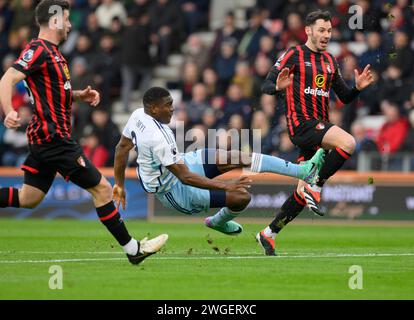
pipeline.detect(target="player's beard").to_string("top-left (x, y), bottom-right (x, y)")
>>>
top-left (311, 35), bottom-right (327, 52)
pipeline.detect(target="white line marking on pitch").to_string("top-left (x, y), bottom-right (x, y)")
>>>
top-left (0, 253), bottom-right (414, 264)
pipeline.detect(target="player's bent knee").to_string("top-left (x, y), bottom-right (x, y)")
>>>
top-left (341, 136), bottom-right (356, 154)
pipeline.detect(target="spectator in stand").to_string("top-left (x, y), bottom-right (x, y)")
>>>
top-left (92, 33), bottom-right (121, 107)
top-left (342, 121), bottom-right (378, 170)
top-left (2, 105), bottom-right (31, 166)
top-left (238, 8), bottom-right (268, 62)
top-left (376, 101), bottom-right (409, 156)
top-left (182, 34), bottom-right (209, 71)
top-left (280, 11), bottom-right (307, 50)
top-left (120, 12), bottom-right (153, 112)
top-left (251, 55), bottom-right (272, 104)
top-left (179, 61), bottom-right (200, 102)
top-left (128, 0), bottom-right (152, 17)
top-left (81, 129), bottom-right (109, 168)
top-left (70, 33), bottom-right (95, 62)
top-left (0, 0), bottom-right (13, 62)
top-left (70, 56), bottom-right (96, 140)
top-left (359, 67), bottom-right (381, 115)
top-left (227, 113), bottom-right (250, 153)
top-left (209, 11), bottom-right (243, 63)
top-left (10, 0), bottom-right (35, 32)
top-left (95, 0), bottom-right (127, 30)
top-left (82, 12), bottom-right (104, 50)
top-left (185, 83), bottom-right (210, 125)
top-left (259, 93), bottom-right (280, 127)
top-left (179, 0), bottom-right (210, 34)
top-left (88, 108), bottom-right (121, 166)
top-left (256, 0), bottom-right (287, 19)
top-left (201, 68), bottom-right (219, 99)
top-left (389, 31), bottom-right (414, 79)
top-left (276, 130), bottom-right (298, 163)
top-left (108, 16), bottom-right (123, 47)
top-left (222, 83), bottom-right (252, 127)
top-left (214, 39), bottom-right (238, 95)
top-left (404, 91), bottom-right (414, 113)
top-left (379, 64), bottom-right (412, 106)
top-left (358, 31), bottom-right (384, 72)
top-left (402, 109), bottom-right (414, 168)
top-left (149, 0), bottom-right (185, 65)
top-left (201, 108), bottom-right (218, 129)
top-left (250, 110), bottom-right (274, 155)
top-left (231, 61), bottom-right (254, 100)
top-left (255, 35), bottom-right (278, 62)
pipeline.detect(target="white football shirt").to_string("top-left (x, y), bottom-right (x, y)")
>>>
top-left (122, 108), bottom-right (181, 193)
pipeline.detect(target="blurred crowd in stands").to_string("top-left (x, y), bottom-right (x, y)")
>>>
top-left (0, 0), bottom-right (414, 171)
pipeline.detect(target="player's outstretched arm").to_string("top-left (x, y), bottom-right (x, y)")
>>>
top-left (332, 64), bottom-right (374, 104)
top-left (0, 67), bottom-right (26, 128)
top-left (167, 162), bottom-right (251, 193)
top-left (113, 135), bottom-right (134, 210)
top-left (73, 86), bottom-right (100, 107)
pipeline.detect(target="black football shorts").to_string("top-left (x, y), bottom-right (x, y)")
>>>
top-left (289, 119), bottom-right (334, 162)
top-left (21, 138), bottom-right (102, 193)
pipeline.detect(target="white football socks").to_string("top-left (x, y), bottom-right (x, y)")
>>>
top-left (123, 238), bottom-right (139, 255)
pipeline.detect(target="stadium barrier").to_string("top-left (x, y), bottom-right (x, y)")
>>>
top-left (1, 168), bottom-right (413, 220)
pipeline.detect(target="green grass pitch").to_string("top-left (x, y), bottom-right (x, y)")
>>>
top-left (0, 219), bottom-right (413, 300)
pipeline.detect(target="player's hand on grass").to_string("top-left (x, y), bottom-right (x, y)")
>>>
top-left (113, 184), bottom-right (126, 210)
top-left (225, 176), bottom-right (252, 193)
top-left (276, 67), bottom-right (294, 91)
top-left (355, 64), bottom-right (374, 90)
top-left (78, 86), bottom-right (100, 107)
top-left (4, 110), bottom-right (21, 129)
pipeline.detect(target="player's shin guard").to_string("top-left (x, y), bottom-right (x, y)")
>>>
top-left (316, 147), bottom-right (351, 187)
top-left (96, 201), bottom-right (132, 246)
top-left (0, 187), bottom-right (20, 208)
top-left (268, 191), bottom-right (305, 235)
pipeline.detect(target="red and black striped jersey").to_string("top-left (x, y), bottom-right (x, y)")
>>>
top-left (262, 44), bottom-right (360, 136)
top-left (12, 38), bottom-right (73, 145)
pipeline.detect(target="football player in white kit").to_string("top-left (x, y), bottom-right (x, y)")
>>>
top-left (113, 88), bottom-right (325, 236)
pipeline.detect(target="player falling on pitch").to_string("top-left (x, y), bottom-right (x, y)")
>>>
top-left (113, 87), bottom-right (325, 235)
top-left (256, 10), bottom-right (374, 255)
top-left (0, 0), bottom-right (167, 265)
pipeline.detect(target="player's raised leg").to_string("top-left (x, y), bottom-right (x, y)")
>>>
top-left (213, 148), bottom-right (326, 184)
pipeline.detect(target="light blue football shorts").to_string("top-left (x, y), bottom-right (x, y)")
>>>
top-left (155, 149), bottom-right (226, 215)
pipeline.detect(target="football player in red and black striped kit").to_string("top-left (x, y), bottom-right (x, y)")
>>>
top-left (257, 10), bottom-right (374, 255)
top-left (0, 0), bottom-right (167, 264)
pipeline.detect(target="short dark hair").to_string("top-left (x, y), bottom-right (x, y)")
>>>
top-left (143, 87), bottom-right (171, 108)
top-left (35, 0), bottom-right (70, 27)
top-left (305, 10), bottom-right (331, 26)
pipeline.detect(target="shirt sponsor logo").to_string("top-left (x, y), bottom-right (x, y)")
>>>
top-left (315, 74), bottom-right (326, 88)
top-left (304, 86), bottom-right (329, 97)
